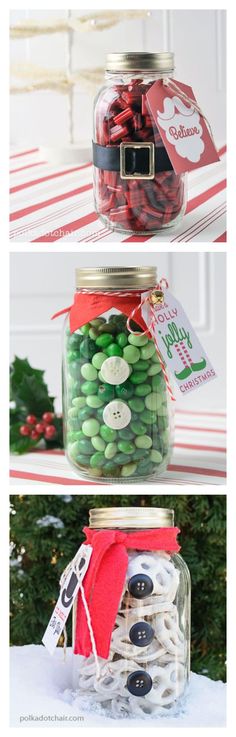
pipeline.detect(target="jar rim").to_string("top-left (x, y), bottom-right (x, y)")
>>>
top-left (89, 506), bottom-right (174, 528)
top-left (75, 266), bottom-right (157, 289)
top-left (106, 52), bottom-right (174, 73)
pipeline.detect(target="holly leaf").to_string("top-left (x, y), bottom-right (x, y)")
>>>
top-left (9, 357), bottom-right (63, 454)
top-left (10, 357), bottom-right (55, 416)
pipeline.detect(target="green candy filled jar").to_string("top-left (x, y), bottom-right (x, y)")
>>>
top-left (62, 266), bottom-right (174, 482)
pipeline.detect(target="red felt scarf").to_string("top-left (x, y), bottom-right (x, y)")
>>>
top-left (74, 526), bottom-right (180, 659)
top-left (52, 290), bottom-right (148, 333)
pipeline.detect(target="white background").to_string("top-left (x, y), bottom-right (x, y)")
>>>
top-left (10, 251), bottom-right (226, 411)
top-left (10, 8), bottom-right (226, 148)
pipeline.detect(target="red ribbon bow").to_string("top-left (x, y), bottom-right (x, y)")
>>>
top-left (74, 526), bottom-right (180, 659)
top-left (52, 291), bottom-right (148, 333)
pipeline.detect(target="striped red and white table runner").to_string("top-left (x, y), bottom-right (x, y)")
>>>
top-left (10, 409), bottom-right (226, 486)
top-left (9, 146), bottom-right (226, 243)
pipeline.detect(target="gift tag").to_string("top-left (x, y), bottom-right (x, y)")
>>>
top-left (142, 290), bottom-right (217, 396)
top-left (146, 79), bottom-right (219, 174)
top-left (42, 544), bottom-right (92, 655)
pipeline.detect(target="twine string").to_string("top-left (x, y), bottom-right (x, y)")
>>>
top-left (59, 552), bottom-right (101, 680)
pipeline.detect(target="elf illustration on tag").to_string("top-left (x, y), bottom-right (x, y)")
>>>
top-left (159, 321), bottom-right (207, 381)
top-left (157, 95), bottom-right (204, 163)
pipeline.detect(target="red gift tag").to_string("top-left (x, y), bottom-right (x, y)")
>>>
top-left (146, 79), bottom-right (220, 174)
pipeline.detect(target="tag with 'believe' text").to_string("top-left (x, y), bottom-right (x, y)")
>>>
top-left (146, 79), bottom-right (219, 174)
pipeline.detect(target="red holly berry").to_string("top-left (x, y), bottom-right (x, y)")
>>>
top-left (44, 424), bottom-right (56, 439)
top-left (30, 429), bottom-right (39, 440)
top-left (26, 414), bottom-right (37, 425)
top-left (42, 412), bottom-right (54, 424)
top-left (19, 424), bottom-right (30, 436)
top-left (35, 423), bottom-right (45, 434)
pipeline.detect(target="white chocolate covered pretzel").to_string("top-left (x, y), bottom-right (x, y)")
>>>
top-left (147, 661), bottom-right (185, 706)
top-left (126, 552), bottom-right (179, 602)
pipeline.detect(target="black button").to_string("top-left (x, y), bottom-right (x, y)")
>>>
top-left (128, 573), bottom-right (153, 599)
top-left (126, 670), bottom-right (152, 697)
top-left (129, 621), bottom-right (154, 647)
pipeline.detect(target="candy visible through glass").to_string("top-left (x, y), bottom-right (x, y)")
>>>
top-left (64, 311), bottom-right (172, 481)
top-left (76, 550), bottom-right (188, 717)
top-left (94, 75), bottom-right (185, 233)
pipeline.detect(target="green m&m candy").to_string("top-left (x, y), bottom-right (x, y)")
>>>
top-left (117, 440), bottom-right (135, 455)
top-left (115, 381), bottom-right (134, 400)
top-left (145, 392), bottom-right (162, 411)
top-left (100, 425), bottom-right (117, 443)
top-left (135, 435), bottom-right (153, 449)
top-left (116, 332), bottom-right (128, 348)
top-left (98, 384), bottom-right (115, 402)
top-left (128, 397), bottom-right (145, 413)
top-left (134, 384), bottom-right (151, 397)
top-left (123, 345), bottom-right (140, 364)
top-left (105, 442), bottom-right (117, 459)
top-left (104, 343), bottom-right (123, 357)
top-left (81, 381), bottom-right (98, 396)
top-left (128, 333), bottom-right (148, 347)
top-left (92, 352), bottom-right (107, 369)
top-left (140, 342), bottom-right (156, 360)
top-left (80, 337), bottom-right (98, 359)
top-left (91, 435), bottom-right (106, 451)
top-left (81, 363), bottom-right (97, 381)
top-left (130, 371), bottom-right (147, 385)
top-left (82, 419), bottom-right (100, 437)
top-left (96, 334), bottom-right (113, 348)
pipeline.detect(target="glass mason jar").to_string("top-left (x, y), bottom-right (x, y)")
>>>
top-left (62, 267), bottom-right (174, 483)
top-left (93, 52), bottom-right (186, 235)
top-left (73, 507), bottom-right (191, 719)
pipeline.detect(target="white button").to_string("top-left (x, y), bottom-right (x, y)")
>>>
top-left (103, 400), bottom-right (132, 429)
top-left (100, 356), bottom-right (130, 385)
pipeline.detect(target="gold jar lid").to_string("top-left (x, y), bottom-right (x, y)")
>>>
top-left (76, 266), bottom-right (157, 290)
top-left (89, 507), bottom-right (174, 529)
top-left (106, 52), bottom-right (174, 73)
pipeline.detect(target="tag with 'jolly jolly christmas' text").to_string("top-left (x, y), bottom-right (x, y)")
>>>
top-left (146, 79), bottom-right (219, 174)
top-left (42, 544), bottom-right (92, 655)
top-left (142, 290), bottom-right (217, 397)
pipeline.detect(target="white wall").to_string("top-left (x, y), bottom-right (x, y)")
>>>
top-left (10, 8), bottom-right (226, 147)
top-left (10, 252), bottom-right (226, 411)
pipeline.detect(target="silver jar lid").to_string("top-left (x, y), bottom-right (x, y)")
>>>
top-left (76, 266), bottom-right (157, 290)
top-left (106, 52), bottom-right (174, 73)
top-left (89, 507), bottom-right (174, 529)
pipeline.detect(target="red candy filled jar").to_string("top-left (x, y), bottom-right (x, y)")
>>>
top-left (93, 53), bottom-right (186, 234)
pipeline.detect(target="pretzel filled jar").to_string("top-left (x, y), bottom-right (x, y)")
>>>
top-left (93, 52), bottom-right (186, 234)
top-left (62, 266), bottom-right (174, 482)
top-left (73, 507), bottom-right (191, 719)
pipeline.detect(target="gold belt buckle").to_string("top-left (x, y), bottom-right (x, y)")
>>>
top-left (120, 142), bottom-right (155, 180)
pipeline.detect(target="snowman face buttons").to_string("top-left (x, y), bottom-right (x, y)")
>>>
top-left (103, 400), bottom-right (132, 429)
top-left (126, 670), bottom-right (153, 697)
top-left (100, 356), bottom-right (130, 385)
top-left (129, 621), bottom-right (154, 647)
top-left (128, 573), bottom-right (154, 599)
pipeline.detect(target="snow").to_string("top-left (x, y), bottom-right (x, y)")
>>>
top-left (36, 515), bottom-right (64, 529)
top-left (10, 645), bottom-right (226, 728)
